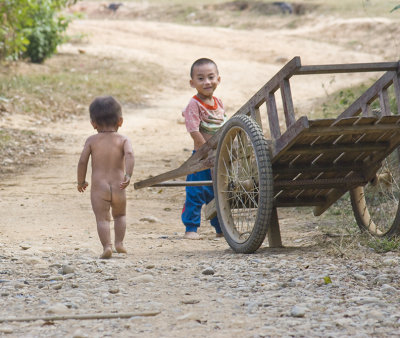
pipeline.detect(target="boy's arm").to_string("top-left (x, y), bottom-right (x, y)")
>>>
top-left (190, 131), bottom-right (206, 151)
top-left (77, 139), bottom-right (91, 192)
top-left (120, 138), bottom-right (135, 190)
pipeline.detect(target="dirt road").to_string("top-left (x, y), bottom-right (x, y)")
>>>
top-left (1, 10), bottom-right (400, 337)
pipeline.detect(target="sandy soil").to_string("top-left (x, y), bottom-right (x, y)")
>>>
top-left (1, 5), bottom-right (400, 337)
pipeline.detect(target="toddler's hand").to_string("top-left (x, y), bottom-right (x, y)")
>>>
top-left (120, 174), bottom-right (131, 190)
top-left (77, 181), bottom-right (88, 192)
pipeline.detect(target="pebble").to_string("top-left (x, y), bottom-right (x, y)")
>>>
top-left (290, 305), bottom-right (306, 317)
top-left (139, 216), bottom-right (159, 223)
top-left (109, 287), bottom-right (119, 294)
top-left (130, 274), bottom-right (154, 283)
top-left (0, 326), bottom-right (13, 334)
top-left (61, 265), bottom-right (75, 275)
top-left (202, 267), bottom-right (215, 275)
top-left (46, 303), bottom-right (69, 314)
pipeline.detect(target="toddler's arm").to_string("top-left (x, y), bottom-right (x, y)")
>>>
top-left (77, 139), bottom-right (91, 192)
top-left (120, 138), bottom-right (135, 190)
top-left (190, 131), bottom-right (206, 150)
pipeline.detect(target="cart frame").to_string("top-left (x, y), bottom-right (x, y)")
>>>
top-left (135, 57), bottom-right (400, 252)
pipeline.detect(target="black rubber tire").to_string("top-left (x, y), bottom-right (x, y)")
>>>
top-left (350, 148), bottom-right (400, 237)
top-left (214, 114), bottom-right (273, 253)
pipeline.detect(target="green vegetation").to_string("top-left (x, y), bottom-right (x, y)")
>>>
top-left (367, 236), bottom-right (400, 253)
top-left (317, 82), bottom-right (398, 119)
top-left (0, 0), bottom-right (76, 63)
top-left (0, 54), bottom-right (163, 120)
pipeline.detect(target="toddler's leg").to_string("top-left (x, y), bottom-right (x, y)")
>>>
top-left (91, 185), bottom-right (113, 259)
top-left (111, 187), bottom-right (127, 254)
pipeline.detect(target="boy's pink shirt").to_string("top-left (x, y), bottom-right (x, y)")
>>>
top-left (182, 96), bottom-right (225, 133)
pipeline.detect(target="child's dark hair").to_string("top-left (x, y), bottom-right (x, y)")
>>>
top-left (190, 58), bottom-right (218, 78)
top-left (89, 96), bottom-right (122, 127)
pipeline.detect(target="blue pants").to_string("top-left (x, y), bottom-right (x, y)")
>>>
top-left (181, 168), bottom-right (222, 234)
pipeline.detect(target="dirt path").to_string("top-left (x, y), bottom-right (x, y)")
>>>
top-left (1, 15), bottom-right (400, 337)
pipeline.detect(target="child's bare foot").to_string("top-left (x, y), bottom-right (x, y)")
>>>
top-left (115, 243), bottom-right (127, 254)
top-left (100, 246), bottom-right (113, 259)
top-left (216, 233), bottom-right (224, 238)
top-left (183, 231), bottom-right (200, 240)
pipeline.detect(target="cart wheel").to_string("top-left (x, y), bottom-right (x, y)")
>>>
top-left (214, 114), bottom-right (273, 253)
top-left (350, 148), bottom-right (400, 237)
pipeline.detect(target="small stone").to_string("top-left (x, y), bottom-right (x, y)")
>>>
top-left (0, 326), bottom-right (13, 334)
top-left (181, 299), bottom-right (200, 304)
top-left (46, 303), bottom-right (69, 314)
top-left (381, 284), bottom-right (397, 295)
top-left (146, 264), bottom-right (155, 269)
top-left (382, 258), bottom-right (397, 267)
top-left (139, 216), bottom-right (159, 223)
top-left (109, 287), bottom-right (119, 294)
top-left (290, 305), bottom-right (306, 318)
top-left (202, 267), bottom-right (215, 275)
top-left (130, 274), bottom-right (154, 283)
top-left (72, 330), bottom-right (89, 338)
top-left (53, 283), bottom-right (63, 290)
top-left (19, 243), bottom-right (31, 250)
top-left (61, 265), bottom-right (75, 275)
top-left (367, 310), bottom-right (384, 321)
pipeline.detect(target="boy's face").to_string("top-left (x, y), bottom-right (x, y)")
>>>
top-left (190, 63), bottom-right (220, 99)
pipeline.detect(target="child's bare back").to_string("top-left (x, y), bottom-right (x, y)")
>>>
top-left (77, 96), bottom-right (134, 259)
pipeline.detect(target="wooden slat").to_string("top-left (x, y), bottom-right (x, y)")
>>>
top-left (280, 78), bottom-right (296, 128)
top-left (379, 88), bottom-right (391, 116)
top-left (274, 177), bottom-right (366, 190)
top-left (274, 196), bottom-right (326, 207)
top-left (302, 123), bottom-right (400, 136)
top-left (284, 142), bottom-right (388, 155)
top-left (295, 62), bottom-right (398, 75)
top-left (266, 92), bottom-right (281, 140)
top-left (273, 162), bottom-right (365, 175)
top-left (151, 180), bottom-right (213, 187)
top-left (273, 116), bottom-right (309, 158)
top-left (393, 72), bottom-right (400, 116)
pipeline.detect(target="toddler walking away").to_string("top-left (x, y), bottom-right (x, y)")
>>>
top-left (181, 58), bottom-right (228, 240)
top-left (77, 96), bottom-right (134, 259)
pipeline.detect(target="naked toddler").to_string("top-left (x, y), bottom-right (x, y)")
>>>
top-left (77, 96), bottom-right (134, 259)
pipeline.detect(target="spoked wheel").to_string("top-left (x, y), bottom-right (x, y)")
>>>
top-left (350, 148), bottom-right (400, 237)
top-left (214, 114), bottom-right (273, 253)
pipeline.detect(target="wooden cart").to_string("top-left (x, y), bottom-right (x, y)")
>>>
top-left (134, 57), bottom-right (400, 253)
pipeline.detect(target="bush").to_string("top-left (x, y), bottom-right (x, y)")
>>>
top-left (0, 0), bottom-right (76, 63)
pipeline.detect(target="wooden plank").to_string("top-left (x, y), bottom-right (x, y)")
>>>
top-left (266, 92), bottom-right (281, 140)
top-left (273, 162), bottom-right (365, 175)
top-left (379, 88), bottom-right (391, 116)
top-left (267, 208), bottom-right (282, 248)
top-left (393, 72), bottom-right (400, 116)
top-left (280, 78), bottom-right (296, 128)
top-left (152, 180), bottom-right (213, 187)
top-left (284, 141), bottom-right (388, 155)
top-left (295, 62), bottom-right (398, 75)
top-left (274, 196), bottom-right (326, 207)
top-left (134, 144), bottom-right (218, 189)
top-left (273, 116), bottom-right (309, 158)
top-left (302, 123), bottom-right (400, 136)
top-left (274, 177), bottom-right (366, 190)
top-left (250, 106), bottom-right (263, 128)
top-left (313, 189), bottom-right (348, 216)
top-left (361, 103), bottom-right (369, 117)
top-left (337, 71), bottom-right (396, 119)
top-left (204, 198), bottom-right (217, 220)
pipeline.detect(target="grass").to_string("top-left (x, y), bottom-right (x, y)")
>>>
top-left (0, 53), bottom-right (163, 121)
top-left (313, 81), bottom-right (399, 119)
top-left (93, 0), bottom-right (400, 17)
